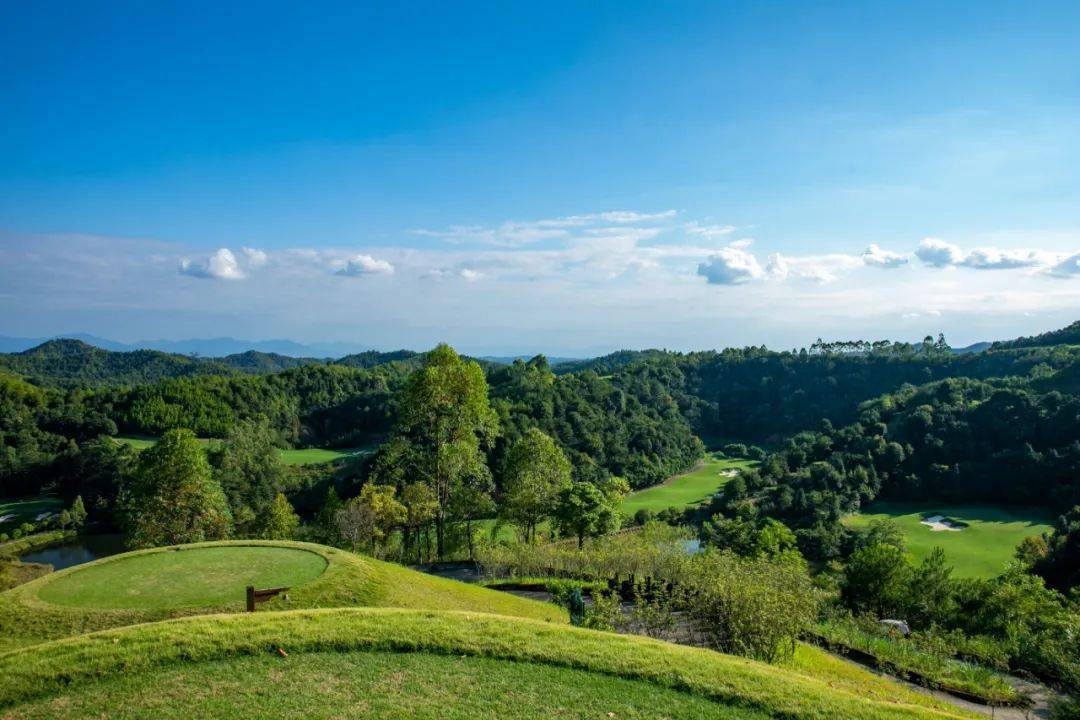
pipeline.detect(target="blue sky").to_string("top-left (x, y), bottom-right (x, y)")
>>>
top-left (1, 1), bottom-right (1079, 354)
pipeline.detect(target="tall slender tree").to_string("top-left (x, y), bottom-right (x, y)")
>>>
top-left (502, 428), bottom-right (572, 543)
top-left (390, 345), bottom-right (498, 559)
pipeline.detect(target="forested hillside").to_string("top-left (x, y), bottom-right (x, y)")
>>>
top-left (992, 319), bottom-right (1080, 350)
top-left (4, 328), bottom-right (1075, 524)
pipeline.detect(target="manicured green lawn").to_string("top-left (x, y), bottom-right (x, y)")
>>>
top-left (278, 447), bottom-right (369, 465)
top-left (621, 454), bottom-right (758, 515)
top-left (844, 502), bottom-right (1055, 578)
top-left (4, 650), bottom-right (760, 720)
top-left (0, 609), bottom-right (976, 719)
top-left (37, 545), bottom-right (328, 610)
top-left (114, 436), bottom-right (368, 466)
top-left (0, 497), bottom-right (63, 532)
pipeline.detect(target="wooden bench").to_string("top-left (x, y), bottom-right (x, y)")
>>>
top-left (246, 585), bottom-right (289, 612)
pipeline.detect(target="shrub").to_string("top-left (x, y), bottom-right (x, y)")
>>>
top-left (633, 508), bottom-right (653, 526)
top-left (582, 589), bottom-right (622, 631)
top-left (682, 551), bottom-right (816, 663)
top-left (722, 443), bottom-right (748, 458)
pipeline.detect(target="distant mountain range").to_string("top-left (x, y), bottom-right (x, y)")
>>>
top-left (0, 334), bottom-right (373, 358)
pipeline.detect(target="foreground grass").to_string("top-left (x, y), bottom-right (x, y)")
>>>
top-left (621, 454), bottom-right (757, 515)
top-left (114, 436), bottom-right (366, 465)
top-left (844, 502), bottom-right (1055, 578)
top-left (0, 540), bottom-right (563, 651)
top-left (4, 650), bottom-right (759, 720)
top-left (0, 608), bottom-right (976, 719)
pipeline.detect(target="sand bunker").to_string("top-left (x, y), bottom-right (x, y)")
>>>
top-left (34, 512), bottom-right (55, 521)
top-left (719, 469), bottom-right (740, 478)
top-left (921, 515), bottom-right (963, 532)
top-left (0, 514), bottom-right (14, 524)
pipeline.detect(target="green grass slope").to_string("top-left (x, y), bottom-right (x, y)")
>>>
top-left (0, 540), bottom-right (563, 651)
top-left (621, 454), bottom-right (756, 515)
top-left (0, 609), bottom-right (976, 720)
top-left (844, 502), bottom-right (1055, 578)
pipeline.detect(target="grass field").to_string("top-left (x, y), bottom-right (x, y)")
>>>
top-left (0, 498), bottom-right (63, 533)
top-left (0, 540), bottom-right (564, 651)
top-left (0, 609), bottom-right (977, 719)
top-left (621, 454), bottom-right (757, 515)
top-left (114, 435), bottom-right (367, 466)
top-left (844, 502), bottom-right (1055, 578)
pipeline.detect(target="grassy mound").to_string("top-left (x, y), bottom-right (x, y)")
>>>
top-left (844, 502), bottom-right (1055, 577)
top-left (37, 545), bottom-right (328, 609)
top-left (0, 609), bottom-right (976, 720)
top-left (0, 540), bottom-right (563, 651)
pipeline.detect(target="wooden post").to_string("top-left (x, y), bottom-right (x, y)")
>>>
top-left (246, 585), bottom-right (256, 612)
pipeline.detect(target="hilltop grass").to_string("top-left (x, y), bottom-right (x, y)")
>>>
top-left (0, 540), bottom-right (564, 652)
top-left (114, 435), bottom-right (365, 465)
top-left (0, 498), bottom-right (63, 533)
top-left (844, 502), bottom-right (1055, 578)
top-left (37, 545), bottom-right (328, 609)
top-left (1, 650), bottom-right (759, 720)
top-left (0, 608), bottom-right (977, 720)
top-left (621, 454), bottom-right (757, 515)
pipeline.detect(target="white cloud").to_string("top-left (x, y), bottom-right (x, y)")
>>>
top-left (764, 252), bottom-right (862, 284)
top-left (336, 254), bottom-right (395, 277)
top-left (862, 244), bottom-right (909, 268)
top-left (961, 247), bottom-right (1047, 270)
top-left (458, 268), bottom-right (483, 281)
top-left (696, 247), bottom-right (764, 285)
top-left (765, 253), bottom-right (789, 280)
top-left (413, 209), bottom-right (677, 247)
top-left (685, 222), bottom-right (738, 239)
top-left (179, 248), bottom-right (247, 280)
top-left (915, 238), bottom-right (964, 267)
top-left (241, 247), bottom-right (268, 267)
top-left (1047, 252), bottom-right (1080, 278)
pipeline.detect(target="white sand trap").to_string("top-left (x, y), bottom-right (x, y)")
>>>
top-left (0, 514), bottom-right (14, 524)
top-left (35, 512), bottom-right (55, 521)
top-left (921, 515), bottom-right (963, 532)
top-left (718, 469), bottom-right (739, 478)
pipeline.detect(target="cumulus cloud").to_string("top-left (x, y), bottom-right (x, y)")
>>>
top-left (915, 238), bottom-right (1068, 272)
top-left (241, 247), bottom-right (268, 267)
top-left (1047, 252), bottom-right (1080, 278)
top-left (336, 254), bottom-right (394, 277)
top-left (696, 247), bottom-right (764, 285)
top-left (862, 244), bottom-right (909, 268)
top-left (915, 238), bottom-right (964, 267)
top-left (961, 247), bottom-right (1047, 270)
top-left (179, 248), bottom-right (247, 280)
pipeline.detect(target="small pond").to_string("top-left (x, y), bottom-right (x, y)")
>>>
top-left (17, 534), bottom-right (127, 571)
